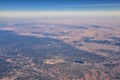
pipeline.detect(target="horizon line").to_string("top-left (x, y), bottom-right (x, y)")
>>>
top-left (0, 10), bottom-right (120, 18)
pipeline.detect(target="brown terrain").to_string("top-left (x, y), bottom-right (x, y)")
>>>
top-left (0, 17), bottom-right (120, 80)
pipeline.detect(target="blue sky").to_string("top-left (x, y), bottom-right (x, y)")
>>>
top-left (0, 0), bottom-right (120, 11)
top-left (0, 0), bottom-right (120, 17)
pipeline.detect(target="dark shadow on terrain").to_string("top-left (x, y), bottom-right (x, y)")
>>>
top-left (83, 37), bottom-right (112, 45)
top-left (0, 55), bottom-right (12, 78)
top-left (91, 25), bottom-right (104, 28)
top-left (0, 30), bottom-right (106, 79)
top-left (66, 25), bottom-right (88, 29)
top-left (110, 37), bottom-right (120, 46)
top-left (0, 30), bottom-right (105, 63)
top-left (83, 37), bottom-right (120, 46)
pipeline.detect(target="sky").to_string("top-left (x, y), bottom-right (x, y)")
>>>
top-left (0, 0), bottom-right (120, 17)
